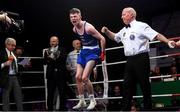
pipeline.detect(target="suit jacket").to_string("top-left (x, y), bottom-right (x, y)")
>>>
top-left (0, 49), bottom-right (11, 87)
top-left (43, 46), bottom-right (68, 80)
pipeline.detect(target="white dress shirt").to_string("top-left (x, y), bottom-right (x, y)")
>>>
top-left (4, 48), bottom-right (18, 74)
top-left (66, 50), bottom-right (79, 73)
top-left (114, 20), bottom-right (158, 56)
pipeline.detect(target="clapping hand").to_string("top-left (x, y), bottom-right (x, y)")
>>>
top-left (168, 41), bottom-right (176, 48)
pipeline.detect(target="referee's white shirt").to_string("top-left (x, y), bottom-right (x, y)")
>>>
top-left (114, 20), bottom-right (158, 56)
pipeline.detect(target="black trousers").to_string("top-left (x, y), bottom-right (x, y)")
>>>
top-left (47, 71), bottom-right (67, 111)
top-left (122, 52), bottom-right (152, 111)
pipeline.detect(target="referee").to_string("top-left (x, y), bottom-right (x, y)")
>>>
top-left (101, 7), bottom-right (176, 111)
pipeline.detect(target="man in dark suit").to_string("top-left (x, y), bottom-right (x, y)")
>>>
top-left (43, 36), bottom-right (68, 111)
top-left (0, 37), bottom-right (23, 111)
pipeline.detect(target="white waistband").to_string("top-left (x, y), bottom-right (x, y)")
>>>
top-left (83, 45), bottom-right (99, 49)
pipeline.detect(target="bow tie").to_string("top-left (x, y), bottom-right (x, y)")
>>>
top-left (125, 24), bottom-right (131, 28)
top-left (76, 50), bottom-right (80, 53)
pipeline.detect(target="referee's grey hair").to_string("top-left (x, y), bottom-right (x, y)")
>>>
top-left (5, 37), bottom-right (16, 45)
top-left (124, 7), bottom-right (137, 18)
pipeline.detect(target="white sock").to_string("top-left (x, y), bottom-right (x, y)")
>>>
top-left (79, 94), bottom-right (85, 101)
top-left (89, 94), bottom-right (95, 101)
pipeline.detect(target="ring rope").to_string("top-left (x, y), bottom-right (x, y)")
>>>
top-left (69, 74), bottom-right (180, 86)
top-left (22, 86), bottom-right (45, 89)
top-left (64, 36), bottom-right (180, 56)
top-left (19, 71), bottom-right (44, 74)
top-left (20, 37), bottom-right (180, 58)
top-left (68, 93), bottom-right (180, 101)
top-left (96, 52), bottom-right (180, 67)
top-left (19, 74), bottom-right (179, 90)
top-left (105, 36), bottom-right (180, 51)
top-left (0, 100), bottom-right (45, 106)
top-left (18, 57), bottom-right (43, 59)
top-left (20, 52), bottom-right (180, 72)
top-left (12, 37), bottom-right (180, 108)
top-left (15, 52), bottom-right (180, 106)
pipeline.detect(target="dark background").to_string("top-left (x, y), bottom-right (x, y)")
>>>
top-left (0, 0), bottom-right (180, 56)
top-left (0, 0), bottom-right (180, 110)
top-left (0, 0), bottom-right (180, 81)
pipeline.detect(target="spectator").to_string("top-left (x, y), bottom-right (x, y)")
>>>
top-left (131, 100), bottom-right (138, 112)
top-left (169, 65), bottom-right (178, 80)
top-left (14, 46), bottom-right (31, 71)
top-left (0, 37), bottom-right (23, 111)
top-left (171, 96), bottom-right (180, 107)
top-left (43, 36), bottom-right (68, 111)
top-left (0, 13), bottom-right (12, 24)
top-left (108, 85), bottom-right (122, 111)
top-left (66, 39), bottom-right (81, 84)
top-left (151, 66), bottom-right (162, 82)
top-left (94, 85), bottom-right (108, 111)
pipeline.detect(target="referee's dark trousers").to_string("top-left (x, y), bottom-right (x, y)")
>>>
top-left (122, 52), bottom-right (152, 111)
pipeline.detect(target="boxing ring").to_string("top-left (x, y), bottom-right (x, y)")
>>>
top-left (0, 37), bottom-right (180, 110)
